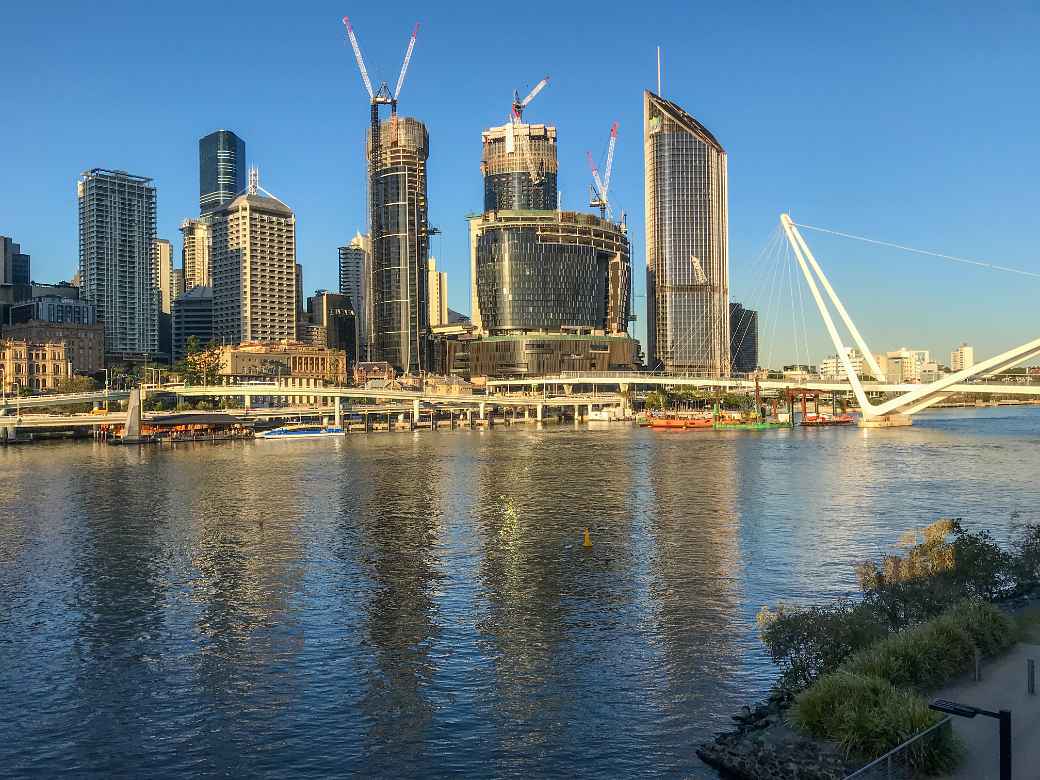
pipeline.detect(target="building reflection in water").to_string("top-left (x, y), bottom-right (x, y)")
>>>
top-left (343, 434), bottom-right (446, 774)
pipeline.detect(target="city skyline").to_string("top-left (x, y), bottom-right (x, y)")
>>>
top-left (2, 2), bottom-right (1039, 366)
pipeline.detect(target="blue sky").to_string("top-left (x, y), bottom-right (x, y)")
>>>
top-left (2, 1), bottom-right (1038, 365)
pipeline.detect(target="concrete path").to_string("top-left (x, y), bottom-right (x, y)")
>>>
top-left (937, 643), bottom-right (1040, 780)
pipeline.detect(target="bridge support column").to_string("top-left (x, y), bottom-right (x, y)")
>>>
top-left (479, 402), bottom-right (486, 421)
top-left (859, 414), bottom-right (912, 428)
top-left (619, 383), bottom-right (631, 417)
top-left (334, 399), bottom-right (342, 428)
top-left (536, 403), bottom-right (544, 422)
top-left (564, 384), bottom-right (574, 396)
top-left (244, 394), bottom-right (251, 409)
top-left (412, 399), bottom-right (420, 425)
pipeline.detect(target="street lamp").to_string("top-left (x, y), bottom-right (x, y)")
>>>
top-left (929, 699), bottom-right (1010, 780)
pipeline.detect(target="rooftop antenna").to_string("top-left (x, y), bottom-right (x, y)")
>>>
top-left (247, 166), bottom-right (259, 195)
top-left (657, 47), bottom-right (662, 95)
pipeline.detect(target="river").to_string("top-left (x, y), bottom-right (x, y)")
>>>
top-left (1, 406), bottom-right (1038, 778)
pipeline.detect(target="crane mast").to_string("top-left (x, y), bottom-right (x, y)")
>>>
top-left (588, 121), bottom-right (618, 220)
top-left (511, 75), bottom-right (550, 123)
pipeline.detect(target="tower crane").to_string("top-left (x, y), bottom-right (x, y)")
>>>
top-left (588, 121), bottom-right (618, 220)
top-left (511, 76), bottom-right (550, 123)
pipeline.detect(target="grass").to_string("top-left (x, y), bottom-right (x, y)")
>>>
top-left (791, 600), bottom-right (1014, 774)
top-left (791, 672), bottom-right (961, 774)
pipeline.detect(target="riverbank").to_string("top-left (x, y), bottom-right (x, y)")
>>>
top-left (696, 517), bottom-right (1040, 780)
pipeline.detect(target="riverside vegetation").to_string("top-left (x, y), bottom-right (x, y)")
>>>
top-left (698, 518), bottom-right (1040, 779)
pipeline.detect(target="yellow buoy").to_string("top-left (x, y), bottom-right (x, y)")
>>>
top-left (583, 528), bottom-right (593, 548)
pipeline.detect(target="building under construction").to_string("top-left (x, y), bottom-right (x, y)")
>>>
top-left (343, 18), bottom-right (431, 375)
top-left (450, 102), bottom-right (637, 379)
top-left (367, 116), bottom-right (431, 374)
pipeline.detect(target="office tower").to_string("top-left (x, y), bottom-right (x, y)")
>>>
top-left (179, 217), bottom-right (212, 289)
top-left (306, 290), bottom-right (358, 360)
top-left (729, 302), bottom-right (758, 374)
top-left (0, 236), bottom-right (31, 300)
top-left (951, 343), bottom-right (974, 371)
top-left (427, 256), bottom-right (447, 328)
top-left (77, 169), bottom-right (159, 356)
top-left (171, 268), bottom-right (185, 302)
top-left (368, 116), bottom-right (430, 374)
top-left (644, 90), bottom-right (730, 376)
top-left (154, 239), bottom-right (174, 314)
top-left (199, 130), bottom-right (246, 213)
top-left (171, 286), bottom-right (213, 361)
top-left (210, 174), bottom-right (296, 344)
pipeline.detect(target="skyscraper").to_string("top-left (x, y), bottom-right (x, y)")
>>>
top-left (179, 217), bottom-right (212, 289)
top-left (368, 116), bottom-right (431, 373)
top-left (338, 232), bottom-right (369, 350)
top-left (427, 256), bottom-right (448, 328)
top-left (0, 236), bottom-right (31, 300)
top-left (77, 169), bottom-right (159, 356)
top-left (199, 130), bottom-right (246, 213)
top-left (729, 302), bottom-right (758, 374)
top-left (154, 238), bottom-right (174, 314)
top-left (644, 90), bottom-right (730, 376)
top-left (211, 174), bottom-right (296, 344)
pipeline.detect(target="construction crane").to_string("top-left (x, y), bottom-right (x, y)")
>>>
top-left (588, 121), bottom-right (618, 220)
top-left (511, 76), bottom-right (550, 123)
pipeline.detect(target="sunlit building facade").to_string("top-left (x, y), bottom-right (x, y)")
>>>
top-left (644, 91), bottom-right (730, 376)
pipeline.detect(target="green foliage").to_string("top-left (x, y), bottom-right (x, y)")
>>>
top-left (644, 391), bottom-right (667, 410)
top-left (194, 400), bottom-right (214, 411)
top-left (791, 672), bottom-right (960, 773)
top-left (757, 598), bottom-right (887, 691)
top-left (1012, 523), bottom-right (1040, 589)
top-left (55, 375), bottom-right (100, 394)
top-left (179, 337), bottom-right (221, 386)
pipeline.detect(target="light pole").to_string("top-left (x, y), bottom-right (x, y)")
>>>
top-left (930, 699), bottom-right (1010, 780)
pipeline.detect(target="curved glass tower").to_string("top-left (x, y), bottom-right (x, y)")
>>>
top-left (644, 91), bottom-right (730, 376)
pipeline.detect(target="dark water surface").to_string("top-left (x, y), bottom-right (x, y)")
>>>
top-left (2, 406), bottom-right (1039, 778)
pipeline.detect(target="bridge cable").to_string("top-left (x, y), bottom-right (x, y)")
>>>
top-left (794, 222), bottom-right (1040, 280)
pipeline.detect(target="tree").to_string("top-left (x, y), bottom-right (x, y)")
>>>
top-left (180, 338), bottom-right (222, 386)
top-left (55, 375), bottom-right (100, 394)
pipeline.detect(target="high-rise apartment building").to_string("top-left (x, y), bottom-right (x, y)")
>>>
top-left (729, 302), bottom-right (758, 374)
top-left (171, 268), bottom-right (185, 302)
top-left (951, 343), bottom-right (975, 372)
top-left (368, 116), bottom-right (431, 374)
top-left (77, 169), bottom-right (159, 356)
top-left (428, 256), bottom-right (448, 328)
top-left (154, 239), bottom-right (174, 314)
top-left (211, 178), bottom-right (296, 344)
top-left (338, 232), bottom-right (370, 354)
top-left (644, 91), bottom-right (730, 376)
top-left (179, 217), bottom-right (212, 289)
top-left (199, 130), bottom-right (246, 213)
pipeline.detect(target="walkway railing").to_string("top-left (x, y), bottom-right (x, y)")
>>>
top-left (843, 716), bottom-right (952, 779)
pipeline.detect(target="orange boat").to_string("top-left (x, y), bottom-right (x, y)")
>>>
top-left (646, 415), bottom-right (714, 430)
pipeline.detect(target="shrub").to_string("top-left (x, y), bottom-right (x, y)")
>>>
top-left (1011, 523), bottom-right (1040, 591)
top-left (792, 672), bottom-right (960, 773)
top-left (757, 598), bottom-right (887, 691)
top-left (842, 600), bottom-right (1013, 692)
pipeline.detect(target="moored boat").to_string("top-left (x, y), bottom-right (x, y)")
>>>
top-left (256, 424), bottom-right (346, 439)
top-left (646, 415), bottom-right (714, 430)
top-left (801, 413), bottom-right (855, 426)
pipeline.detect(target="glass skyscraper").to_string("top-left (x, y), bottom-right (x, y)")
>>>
top-left (644, 91), bottom-right (730, 376)
top-left (199, 130), bottom-right (246, 213)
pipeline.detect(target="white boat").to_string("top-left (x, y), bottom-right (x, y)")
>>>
top-left (256, 424), bottom-right (346, 439)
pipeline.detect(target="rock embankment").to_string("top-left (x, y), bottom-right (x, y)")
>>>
top-left (696, 691), bottom-right (852, 780)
